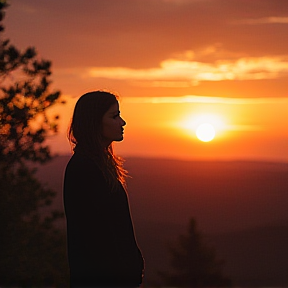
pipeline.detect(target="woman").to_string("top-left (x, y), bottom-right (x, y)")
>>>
top-left (63, 91), bottom-right (144, 287)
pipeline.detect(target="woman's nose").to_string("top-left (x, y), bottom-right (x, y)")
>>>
top-left (121, 117), bottom-right (126, 126)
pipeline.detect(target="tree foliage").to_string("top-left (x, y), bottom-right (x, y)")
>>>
top-left (0, 165), bottom-right (68, 286)
top-left (0, 1), bottom-right (68, 286)
top-left (0, 2), bottom-right (64, 166)
top-left (159, 218), bottom-right (232, 287)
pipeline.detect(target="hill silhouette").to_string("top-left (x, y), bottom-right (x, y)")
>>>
top-left (34, 155), bottom-right (288, 286)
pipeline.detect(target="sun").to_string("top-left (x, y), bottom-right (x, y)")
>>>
top-left (196, 123), bottom-right (216, 142)
top-left (179, 113), bottom-right (226, 142)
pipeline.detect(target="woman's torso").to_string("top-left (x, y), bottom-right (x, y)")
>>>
top-left (63, 152), bottom-right (144, 287)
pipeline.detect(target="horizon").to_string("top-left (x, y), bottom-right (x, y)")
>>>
top-left (53, 152), bottom-right (288, 164)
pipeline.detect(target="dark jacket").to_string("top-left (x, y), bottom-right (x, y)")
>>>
top-left (63, 152), bottom-right (144, 287)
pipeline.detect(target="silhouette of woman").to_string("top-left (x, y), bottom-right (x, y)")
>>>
top-left (63, 91), bottom-right (144, 287)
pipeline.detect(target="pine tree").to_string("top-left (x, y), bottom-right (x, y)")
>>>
top-left (0, 1), bottom-right (68, 286)
top-left (159, 218), bottom-right (232, 287)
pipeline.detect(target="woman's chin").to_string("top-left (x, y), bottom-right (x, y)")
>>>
top-left (113, 135), bottom-right (124, 142)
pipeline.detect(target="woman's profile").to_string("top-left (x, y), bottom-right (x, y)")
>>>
top-left (63, 91), bottom-right (144, 287)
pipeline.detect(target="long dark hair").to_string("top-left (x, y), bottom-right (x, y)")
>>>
top-left (68, 91), bottom-right (127, 190)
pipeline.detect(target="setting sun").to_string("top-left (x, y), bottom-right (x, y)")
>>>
top-left (196, 123), bottom-right (216, 142)
top-left (179, 112), bottom-right (226, 142)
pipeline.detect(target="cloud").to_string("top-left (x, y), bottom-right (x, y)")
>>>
top-left (234, 17), bottom-right (288, 25)
top-left (87, 55), bottom-right (288, 86)
top-left (122, 95), bottom-right (288, 105)
top-left (161, 0), bottom-right (205, 3)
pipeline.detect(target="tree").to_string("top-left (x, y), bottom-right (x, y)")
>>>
top-left (159, 218), bottom-right (232, 287)
top-left (0, 1), bottom-right (68, 286)
top-left (0, 165), bottom-right (68, 286)
top-left (0, 2), bottom-right (63, 166)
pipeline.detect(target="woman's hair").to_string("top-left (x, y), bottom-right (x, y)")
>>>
top-left (68, 91), bottom-right (127, 190)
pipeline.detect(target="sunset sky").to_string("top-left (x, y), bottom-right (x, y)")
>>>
top-left (4, 0), bottom-right (288, 161)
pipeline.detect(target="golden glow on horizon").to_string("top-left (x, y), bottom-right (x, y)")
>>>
top-left (44, 95), bottom-right (288, 162)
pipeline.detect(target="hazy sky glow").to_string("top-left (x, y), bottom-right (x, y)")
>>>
top-left (4, 0), bottom-right (288, 161)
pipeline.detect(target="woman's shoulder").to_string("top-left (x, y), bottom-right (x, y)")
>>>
top-left (65, 152), bottom-right (102, 177)
top-left (68, 152), bottom-right (94, 166)
top-left (64, 152), bottom-right (111, 194)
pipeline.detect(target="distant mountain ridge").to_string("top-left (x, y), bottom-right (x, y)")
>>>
top-left (34, 155), bottom-right (288, 232)
top-left (34, 155), bottom-right (288, 286)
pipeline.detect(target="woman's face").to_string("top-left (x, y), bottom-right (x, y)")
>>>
top-left (101, 102), bottom-right (126, 146)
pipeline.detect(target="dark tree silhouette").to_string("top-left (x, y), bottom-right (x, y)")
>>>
top-left (0, 1), bottom-right (68, 286)
top-left (159, 218), bottom-right (232, 287)
top-left (0, 3), bottom-right (63, 166)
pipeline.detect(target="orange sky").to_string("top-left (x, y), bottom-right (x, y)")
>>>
top-left (4, 0), bottom-right (288, 161)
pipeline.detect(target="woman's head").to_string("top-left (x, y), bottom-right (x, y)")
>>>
top-left (68, 91), bottom-right (127, 188)
top-left (69, 90), bottom-right (125, 150)
top-left (101, 100), bottom-right (126, 147)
